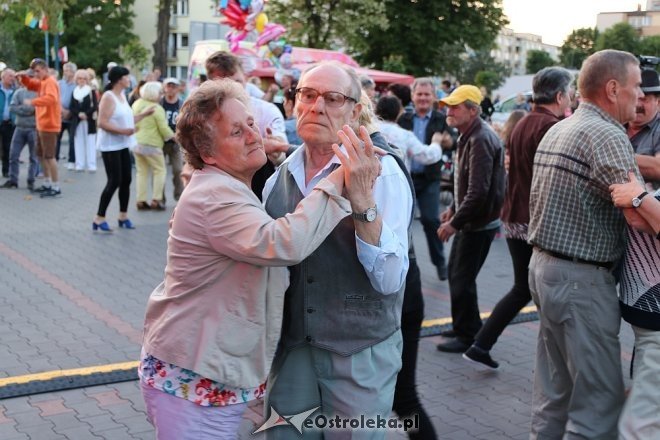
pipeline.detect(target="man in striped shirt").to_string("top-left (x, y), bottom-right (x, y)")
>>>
top-left (527, 50), bottom-right (643, 439)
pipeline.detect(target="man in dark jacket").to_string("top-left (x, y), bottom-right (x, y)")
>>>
top-left (435, 85), bottom-right (505, 353)
top-left (398, 77), bottom-right (455, 280)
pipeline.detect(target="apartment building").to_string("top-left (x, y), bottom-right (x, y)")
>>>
top-left (597, 1), bottom-right (660, 37)
top-left (131, 0), bottom-right (230, 79)
top-left (491, 28), bottom-right (559, 75)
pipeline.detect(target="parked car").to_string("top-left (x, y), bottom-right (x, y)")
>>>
top-left (490, 91), bottom-right (533, 126)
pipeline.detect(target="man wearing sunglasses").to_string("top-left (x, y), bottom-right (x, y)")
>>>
top-left (263, 61), bottom-right (413, 439)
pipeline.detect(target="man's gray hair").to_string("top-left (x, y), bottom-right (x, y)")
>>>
top-left (578, 50), bottom-right (639, 101)
top-left (63, 62), bottom-right (77, 72)
top-left (412, 77), bottom-right (435, 93)
top-left (463, 100), bottom-right (482, 115)
top-left (533, 67), bottom-right (573, 105)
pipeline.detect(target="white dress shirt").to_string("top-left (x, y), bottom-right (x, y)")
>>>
top-left (263, 144), bottom-right (412, 294)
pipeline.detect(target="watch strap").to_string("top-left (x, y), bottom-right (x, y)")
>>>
top-left (634, 191), bottom-right (649, 207)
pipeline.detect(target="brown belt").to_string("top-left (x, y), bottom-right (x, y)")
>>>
top-left (535, 247), bottom-right (613, 270)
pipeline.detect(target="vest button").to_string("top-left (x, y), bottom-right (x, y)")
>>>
top-left (306, 336), bottom-right (313, 342)
top-left (307, 276), bottom-right (314, 283)
top-left (307, 308), bottom-right (314, 313)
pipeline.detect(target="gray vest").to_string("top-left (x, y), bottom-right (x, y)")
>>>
top-left (265, 145), bottom-right (411, 356)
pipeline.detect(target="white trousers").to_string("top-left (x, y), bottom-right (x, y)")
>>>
top-left (74, 121), bottom-right (96, 171)
top-left (141, 380), bottom-right (248, 440)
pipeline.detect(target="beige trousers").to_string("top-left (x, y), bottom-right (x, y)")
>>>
top-left (134, 150), bottom-right (165, 203)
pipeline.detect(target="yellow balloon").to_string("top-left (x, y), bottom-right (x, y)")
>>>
top-left (256, 12), bottom-right (268, 33)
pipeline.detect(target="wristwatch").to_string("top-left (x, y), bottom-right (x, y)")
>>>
top-left (632, 191), bottom-right (648, 208)
top-left (352, 206), bottom-right (377, 222)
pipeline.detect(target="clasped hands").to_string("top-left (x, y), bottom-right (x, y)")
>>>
top-left (328, 125), bottom-right (384, 209)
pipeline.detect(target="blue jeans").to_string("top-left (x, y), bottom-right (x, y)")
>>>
top-left (413, 177), bottom-right (445, 270)
top-left (8, 127), bottom-right (38, 184)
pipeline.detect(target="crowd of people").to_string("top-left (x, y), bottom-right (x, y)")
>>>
top-left (2, 47), bottom-right (659, 439)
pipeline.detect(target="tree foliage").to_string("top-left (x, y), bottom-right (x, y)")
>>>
top-left (456, 50), bottom-right (509, 91)
top-left (559, 27), bottom-right (598, 69)
top-left (269, 0), bottom-right (387, 49)
top-left (0, 27), bottom-right (19, 68)
top-left (595, 22), bottom-right (640, 54)
top-left (0, 0), bottom-right (136, 73)
top-left (270, 0), bottom-right (507, 76)
top-left (359, 0), bottom-right (507, 76)
top-left (526, 49), bottom-right (555, 74)
top-left (639, 35), bottom-right (660, 57)
top-left (122, 37), bottom-right (150, 72)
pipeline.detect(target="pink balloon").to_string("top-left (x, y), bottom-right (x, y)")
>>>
top-left (256, 23), bottom-right (286, 47)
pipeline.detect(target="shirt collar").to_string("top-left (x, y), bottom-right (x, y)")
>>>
top-left (578, 102), bottom-right (625, 133)
top-left (413, 111), bottom-right (431, 121)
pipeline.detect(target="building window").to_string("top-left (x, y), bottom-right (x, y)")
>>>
top-left (180, 34), bottom-right (189, 48)
top-left (168, 33), bottom-right (177, 58)
top-left (172, 0), bottom-right (189, 16)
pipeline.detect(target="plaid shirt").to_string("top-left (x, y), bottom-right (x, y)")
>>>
top-left (528, 102), bottom-right (640, 262)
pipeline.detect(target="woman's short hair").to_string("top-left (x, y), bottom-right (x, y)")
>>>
top-left (176, 79), bottom-right (249, 169)
top-left (140, 81), bottom-right (163, 102)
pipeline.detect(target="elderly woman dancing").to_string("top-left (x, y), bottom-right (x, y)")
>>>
top-left (138, 78), bottom-right (382, 440)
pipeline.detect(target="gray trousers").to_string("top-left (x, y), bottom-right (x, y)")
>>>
top-left (265, 331), bottom-right (403, 440)
top-left (528, 249), bottom-right (624, 439)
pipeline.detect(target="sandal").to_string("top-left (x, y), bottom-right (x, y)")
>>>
top-left (150, 200), bottom-right (166, 211)
top-left (136, 201), bottom-right (151, 210)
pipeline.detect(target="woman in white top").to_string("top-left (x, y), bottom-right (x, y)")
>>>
top-left (94, 66), bottom-right (153, 232)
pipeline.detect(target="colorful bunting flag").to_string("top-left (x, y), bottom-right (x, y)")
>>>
top-left (58, 47), bottom-right (68, 63)
top-left (56, 12), bottom-right (64, 35)
top-left (39, 14), bottom-right (48, 31)
top-left (24, 11), bottom-right (38, 28)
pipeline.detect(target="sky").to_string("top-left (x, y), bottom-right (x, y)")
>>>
top-left (502, 0), bottom-right (644, 46)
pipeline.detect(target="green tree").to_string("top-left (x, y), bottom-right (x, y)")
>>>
top-left (595, 22), bottom-right (640, 53)
top-left (122, 37), bottom-right (150, 72)
top-left (639, 35), bottom-right (660, 57)
top-left (559, 27), bottom-right (598, 69)
top-left (269, 0), bottom-right (387, 49)
top-left (474, 70), bottom-right (503, 92)
top-left (526, 49), bottom-right (555, 74)
top-left (0, 28), bottom-right (19, 68)
top-left (456, 50), bottom-right (509, 90)
top-left (0, 0), bottom-right (136, 73)
top-left (352, 0), bottom-right (508, 76)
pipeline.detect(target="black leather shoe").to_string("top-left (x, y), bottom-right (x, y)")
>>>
top-left (439, 329), bottom-right (458, 338)
top-left (1, 180), bottom-right (17, 188)
top-left (437, 338), bottom-right (472, 353)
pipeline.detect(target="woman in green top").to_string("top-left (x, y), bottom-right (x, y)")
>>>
top-left (132, 81), bottom-right (174, 210)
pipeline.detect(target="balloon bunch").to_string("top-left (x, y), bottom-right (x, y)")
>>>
top-left (219, 0), bottom-right (287, 52)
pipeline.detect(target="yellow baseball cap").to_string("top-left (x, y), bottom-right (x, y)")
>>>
top-left (439, 85), bottom-right (483, 107)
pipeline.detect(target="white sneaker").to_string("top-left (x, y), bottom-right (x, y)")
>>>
top-left (66, 163), bottom-right (75, 170)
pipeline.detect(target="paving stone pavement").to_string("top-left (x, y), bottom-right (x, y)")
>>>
top-left (0, 153), bottom-right (634, 439)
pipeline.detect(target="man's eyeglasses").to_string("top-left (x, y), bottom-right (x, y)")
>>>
top-left (295, 87), bottom-right (357, 108)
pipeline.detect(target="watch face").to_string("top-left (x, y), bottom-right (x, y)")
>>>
top-left (366, 207), bottom-right (377, 222)
top-left (632, 198), bottom-right (641, 208)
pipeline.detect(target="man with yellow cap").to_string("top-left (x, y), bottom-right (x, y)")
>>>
top-left (435, 85), bottom-right (505, 353)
